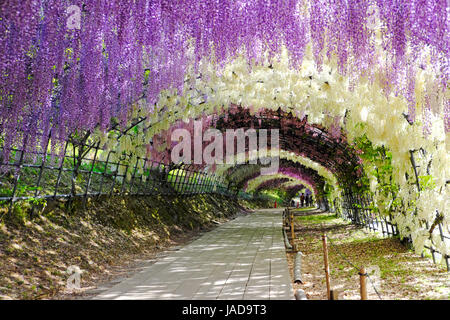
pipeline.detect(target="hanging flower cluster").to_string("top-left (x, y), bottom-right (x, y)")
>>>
top-left (279, 167), bottom-right (319, 195)
top-left (1, 0), bottom-right (448, 156)
top-left (246, 172), bottom-right (317, 198)
top-left (254, 177), bottom-right (291, 193)
top-left (214, 148), bottom-right (338, 191)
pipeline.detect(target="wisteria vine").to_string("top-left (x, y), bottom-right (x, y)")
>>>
top-left (1, 0), bottom-right (448, 155)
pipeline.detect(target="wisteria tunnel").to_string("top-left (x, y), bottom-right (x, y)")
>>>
top-left (0, 0), bottom-right (449, 301)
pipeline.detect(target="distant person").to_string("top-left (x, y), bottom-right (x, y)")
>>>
top-left (300, 193), bottom-right (305, 207)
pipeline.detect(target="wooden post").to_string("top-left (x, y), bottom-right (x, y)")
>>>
top-left (330, 290), bottom-right (339, 300)
top-left (322, 234), bottom-right (331, 300)
top-left (359, 267), bottom-right (367, 300)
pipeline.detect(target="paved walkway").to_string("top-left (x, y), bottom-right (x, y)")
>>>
top-left (94, 208), bottom-right (293, 300)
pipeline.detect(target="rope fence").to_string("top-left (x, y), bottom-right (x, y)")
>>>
top-left (325, 234), bottom-right (383, 300)
top-left (283, 207), bottom-right (383, 300)
top-left (284, 206), bottom-right (449, 300)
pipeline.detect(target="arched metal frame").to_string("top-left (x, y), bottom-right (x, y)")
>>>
top-left (213, 106), bottom-right (362, 186)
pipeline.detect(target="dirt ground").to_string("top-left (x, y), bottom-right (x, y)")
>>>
top-left (285, 208), bottom-right (450, 300)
